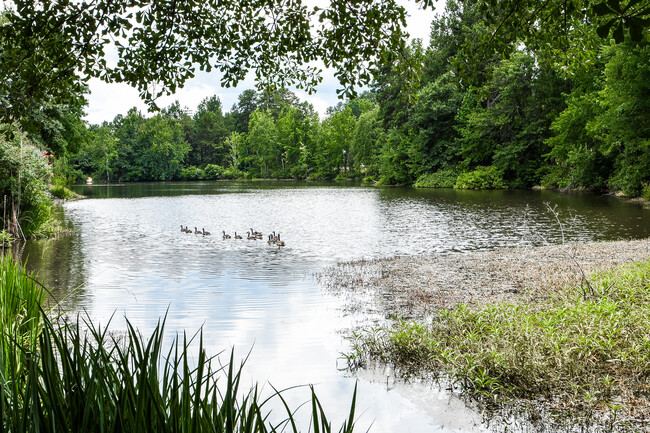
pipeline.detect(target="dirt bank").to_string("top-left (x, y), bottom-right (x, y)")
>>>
top-left (318, 238), bottom-right (650, 320)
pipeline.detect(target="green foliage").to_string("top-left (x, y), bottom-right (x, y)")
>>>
top-left (545, 42), bottom-right (650, 196)
top-left (408, 73), bottom-right (463, 173)
top-left (49, 185), bottom-right (75, 200)
top-left (43, 0), bottom-right (649, 196)
top-left (0, 254), bottom-right (360, 433)
top-left (179, 166), bottom-right (205, 181)
top-left (0, 254), bottom-right (47, 382)
top-left (0, 124), bottom-right (55, 237)
top-left (377, 129), bottom-right (417, 186)
top-left (454, 166), bottom-right (506, 189)
top-left (414, 169), bottom-right (458, 188)
top-left (203, 164), bottom-right (225, 180)
top-left (642, 184), bottom-right (650, 201)
top-left (222, 167), bottom-right (245, 180)
top-left (188, 96), bottom-right (229, 167)
top-left (0, 0), bottom-right (421, 124)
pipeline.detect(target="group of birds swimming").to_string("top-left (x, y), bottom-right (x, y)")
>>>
top-left (179, 225), bottom-right (285, 246)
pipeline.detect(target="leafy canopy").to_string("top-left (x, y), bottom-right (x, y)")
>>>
top-left (0, 0), bottom-right (436, 123)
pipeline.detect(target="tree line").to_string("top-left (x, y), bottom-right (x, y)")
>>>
top-left (57, 0), bottom-right (649, 198)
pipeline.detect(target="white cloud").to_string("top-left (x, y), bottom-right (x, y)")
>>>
top-left (83, 1), bottom-right (439, 125)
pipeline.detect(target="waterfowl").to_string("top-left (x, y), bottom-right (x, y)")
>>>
top-left (222, 231), bottom-right (231, 239)
top-left (185, 226), bottom-right (191, 233)
top-left (250, 228), bottom-right (263, 238)
top-left (194, 227), bottom-right (201, 235)
top-left (180, 224), bottom-right (185, 232)
top-left (234, 232), bottom-right (242, 239)
top-left (247, 231), bottom-right (256, 240)
top-left (276, 233), bottom-right (285, 247)
top-left (267, 234), bottom-right (276, 245)
top-left (202, 228), bottom-right (211, 236)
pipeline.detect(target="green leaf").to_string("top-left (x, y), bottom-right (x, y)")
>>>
top-left (613, 22), bottom-right (625, 42)
top-left (593, 2), bottom-right (614, 16)
top-left (629, 20), bottom-right (644, 41)
top-left (607, 0), bottom-right (622, 13)
top-left (597, 19), bottom-right (616, 38)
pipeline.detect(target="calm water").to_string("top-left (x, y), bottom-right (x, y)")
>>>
top-left (16, 182), bottom-right (650, 432)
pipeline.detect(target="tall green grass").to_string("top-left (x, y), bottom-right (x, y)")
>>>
top-left (0, 253), bottom-right (46, 373)
top-left (0, 254), bottom-right (360, 432)
top-left (352, 259), bottom-right (650, 408)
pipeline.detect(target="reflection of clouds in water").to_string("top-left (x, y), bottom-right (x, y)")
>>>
top-left (22, 183), bottom-right (650, 433)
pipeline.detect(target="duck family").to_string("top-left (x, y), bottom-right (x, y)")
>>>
top-left (179, 225), bottom-right (286, 246)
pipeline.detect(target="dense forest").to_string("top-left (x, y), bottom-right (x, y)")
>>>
top-left (2, 0), bottom-right (649, 238)
top-left (39, 1), bottom-right (650, 196)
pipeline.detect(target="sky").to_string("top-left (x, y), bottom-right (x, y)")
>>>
top-left (83, 2), bottom-right (441, 125)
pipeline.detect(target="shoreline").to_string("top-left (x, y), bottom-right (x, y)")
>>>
top-left (319, 238), bottom-right (650, 321)
top-left (318, 238), bottom-right (650, 431)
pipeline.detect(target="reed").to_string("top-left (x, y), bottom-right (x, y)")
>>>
top-left (0, 254), bottom-right (359, 432)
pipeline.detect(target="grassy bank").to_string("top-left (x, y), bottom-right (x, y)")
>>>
top-left (349, 259), bottom-right (650, 428)
top-left (0, 254), bottom-right (358, 432)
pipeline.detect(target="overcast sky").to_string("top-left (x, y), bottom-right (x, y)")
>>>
top-left (84, 2), bottom-right (441, 125)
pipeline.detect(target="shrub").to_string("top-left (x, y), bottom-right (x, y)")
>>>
top-left (455, 166), bottom-right (506, 189)
top-left (0, 124), bottom-right (54, 237)
top-left (222, 167), bottom-right (243, 179)
top-left (179, 165), bottom-right (204, 180)
top-left (642, 183), bottom-right (650, 201)
top-left (49, 184), bottom-right (74, 200)
top-left (414, 169), bottom-right (458, 188)
top-left (203, 164), bottom-right (224, 180)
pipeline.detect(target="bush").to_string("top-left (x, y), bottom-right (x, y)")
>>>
top-left (50, 185), bottom-right (74, 200)
top-left (223, 167), bottom-right (244, 179)
top-left (179, 166), bottom-right (204, 180)
top-left (455, 166), bottom-right (506, 189)
top-left (0, 124), bottom-right (54, 237)
top-left (414, 169), bottom-right (458, 188)
top-left (203, 164), bottom-right (224, 180)
top-left (642, 183), bottom-right (650, 201)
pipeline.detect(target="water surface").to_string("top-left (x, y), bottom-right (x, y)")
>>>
top-left (17, 182), bottom-right (650, 432)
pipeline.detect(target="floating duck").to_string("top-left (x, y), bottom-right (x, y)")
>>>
top-left (222, 231), bottom-right (231, 239)
top-left (202, 228), bottom-right (211, 236)
top-left (234, 232), bottom-right (242, 239)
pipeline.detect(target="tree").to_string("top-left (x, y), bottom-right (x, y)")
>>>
top-left (0, 0), bottom-right (432, 124)
top-left (137, 115), bottom-right (190, 180)
top-left (229, 90), bottom-right (259, 134)
top-left (351, 104), bottom-right (382, 176)
top-left (188, 96), bottom-right (229, 167)
top-left (457, 0), bottom-right (650, 85)
top-left (246, 110), bottom-right (279, 178)
top-left (87, 125), bottom-right (119, 182)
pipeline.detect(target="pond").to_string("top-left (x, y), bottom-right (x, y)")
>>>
top-left (16, 182), bottom-right (650, 432)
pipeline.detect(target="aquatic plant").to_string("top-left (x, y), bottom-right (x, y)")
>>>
top-left (0, 254), bottom-right (359, 432)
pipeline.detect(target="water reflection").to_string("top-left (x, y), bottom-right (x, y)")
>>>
top-left (17, 182), bottom-right (650, 432)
